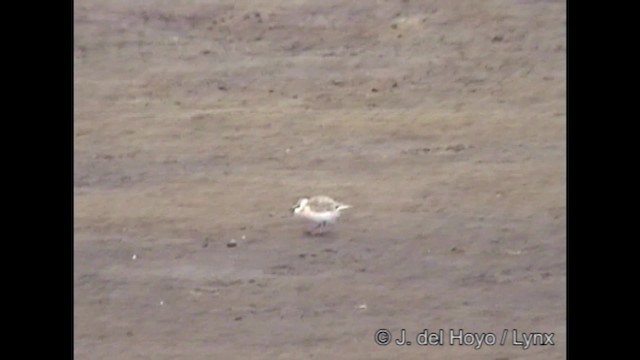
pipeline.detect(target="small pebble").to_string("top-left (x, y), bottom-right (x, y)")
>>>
top-left (227, 239), bottom-right (237, 248)
top-left (450, 247), bottom-right (465, 253)
top-left (132, 254), bottom-right (137, 260)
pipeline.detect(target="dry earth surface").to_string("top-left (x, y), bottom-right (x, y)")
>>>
top-left (74, 0), bottom-right (566, 358)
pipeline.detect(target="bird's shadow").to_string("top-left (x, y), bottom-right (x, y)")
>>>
top-left (302, 230), bottom-right (340, 240)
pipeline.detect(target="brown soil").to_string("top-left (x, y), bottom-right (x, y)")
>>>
top-left (74, 0), bottom-right (566, 358)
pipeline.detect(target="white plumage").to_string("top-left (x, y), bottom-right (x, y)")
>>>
top-left (290, 195), bottom-right (352, 235)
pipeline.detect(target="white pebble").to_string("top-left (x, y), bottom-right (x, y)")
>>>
top-left (132, 254), bottom-right (137, 260)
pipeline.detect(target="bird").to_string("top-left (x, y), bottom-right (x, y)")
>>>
top-left (290, 195), bottom-right (352, 235)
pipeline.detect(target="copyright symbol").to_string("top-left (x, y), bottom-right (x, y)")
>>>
top-left (375, 329), bottom-right (391, 346)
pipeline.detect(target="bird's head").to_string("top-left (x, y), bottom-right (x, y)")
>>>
top-left (290, 197), bottom-right (309, 215)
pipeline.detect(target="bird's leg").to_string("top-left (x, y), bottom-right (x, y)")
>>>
top-left (311, 221), bottom-right (330, 235)
top-left (305, 221), bottom-right (323, 235)
top-left (316, 221), bottom-right (329, 235)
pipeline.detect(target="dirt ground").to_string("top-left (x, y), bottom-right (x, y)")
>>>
top-left (74, 0), bottom-right (566, 358)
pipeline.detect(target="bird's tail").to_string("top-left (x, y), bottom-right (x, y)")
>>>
top-left (337, 204), bottom-right (352, 212)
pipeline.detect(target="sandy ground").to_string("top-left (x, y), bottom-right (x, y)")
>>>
top-left (74, 0), bottom-right (566, 358)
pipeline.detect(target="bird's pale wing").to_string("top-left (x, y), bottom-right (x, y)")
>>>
top-left (307, 196), bottom-right (342, 212)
